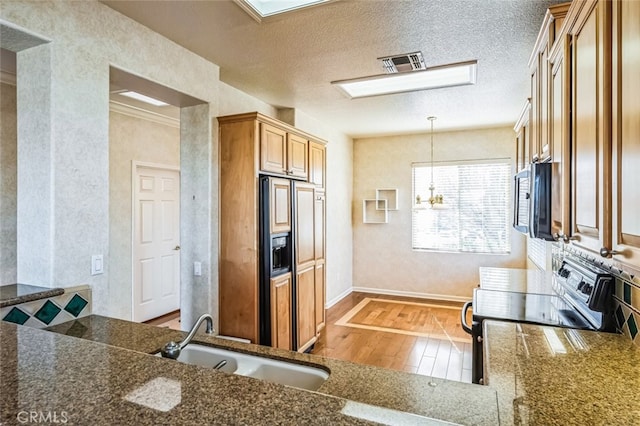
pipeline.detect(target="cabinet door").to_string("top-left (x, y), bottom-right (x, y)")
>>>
top-left (287, 133), bottom-right (308, 179)
top-left (539, 46), bottom-right (551, 160)
top-left (314, 190), bottom-right (325, 260)
top-left (550, 37), bottom-right (571, 237)
top-left (611, 0), bottom-right (640, 266)
top-left (296, 265), bottom-right (316, 352)
top-left (570, 0), bottom-right (611, 253)
top-left (309, 142), bottom-right (325, 188)
top-left (260, 123), bottom-right (287, 175)
top-left (270, 178), bottom-right (291, 234)
top-left (270, 273), bottom-right (292, 350)
top-left (530, 66), bottom-right (540, 160)
top-left (314, 261), bottom-right (325, 334)
top-left (295, 183), bottom-right (315, 267)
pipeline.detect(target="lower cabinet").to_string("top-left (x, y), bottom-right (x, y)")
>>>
top-left (296, 264), bottom-right (317, 352)
top-left (270, 273), bottom-right (292, 351)
top-left (314, 261), bottom-right (326, 334)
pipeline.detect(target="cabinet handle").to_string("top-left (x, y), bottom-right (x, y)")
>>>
top-left (600, 247), bottom-right (622, 258)
top-left (553, 233), bottom-right (577, 244)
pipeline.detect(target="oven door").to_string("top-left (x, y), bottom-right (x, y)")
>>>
top-left (461, 301), bottom-right (484, 384)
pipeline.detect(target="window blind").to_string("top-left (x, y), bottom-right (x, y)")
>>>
top-left (412, 160), bottom-right (511, 254)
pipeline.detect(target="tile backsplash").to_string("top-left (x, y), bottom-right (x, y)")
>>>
top-left (1, 285), bottom-right (92, 328)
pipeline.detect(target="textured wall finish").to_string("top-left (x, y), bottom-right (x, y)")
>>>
top-left (353, 127), bottom-right (526, 300)
top-left (16, 43), bottom-right (53, 286)
top-left (0, 81), bottom-right (17, 285)
top-left (180, 103), bottom-right (215, 330)
top-left (1, 1), bottom-right (219, 318)
top-left (108, 108), bottom-right (180, 320)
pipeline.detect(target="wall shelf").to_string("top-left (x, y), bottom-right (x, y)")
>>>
top-left (363, 199), bottom-right (388, 223)
top-left (375, 188), bottom-right (398, 210)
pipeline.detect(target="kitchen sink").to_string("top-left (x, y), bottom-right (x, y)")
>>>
top-left (156, 344), bottom-right (329, 391)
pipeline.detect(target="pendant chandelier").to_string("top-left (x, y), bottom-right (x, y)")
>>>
top-left (416, 116), bottom-right (444, 208)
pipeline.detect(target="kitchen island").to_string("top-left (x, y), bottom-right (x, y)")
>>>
top-left (1, 316), bottom-right (499, 425)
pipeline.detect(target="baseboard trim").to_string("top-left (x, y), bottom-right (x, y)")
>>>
top-left (325, 287), bottom-right (353, 309)
top-left (351, 287), bottom-right (470, 303)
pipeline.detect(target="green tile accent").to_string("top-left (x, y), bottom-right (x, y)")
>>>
top-left (616, 305), bottom-right (625, 329)
top-left (3, 307), bottom-right (30, 325)
top-left (34, 300), bottom-right (61, 325)
top-left (64, 294), bottom-right (88, 317)
top-left (624, 283), bottom-right (632, 305)
top-left (628, 314), bottom-right (638, 340)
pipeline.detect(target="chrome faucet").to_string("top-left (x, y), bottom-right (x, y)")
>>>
top-left (160, 313), bottom-right (214, 360)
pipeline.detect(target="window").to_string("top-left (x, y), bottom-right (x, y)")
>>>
top-left (412, 160), bottom-right (511, 254)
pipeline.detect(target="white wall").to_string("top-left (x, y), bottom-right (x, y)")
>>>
top-left (353, 127), bottom-right (527, 300)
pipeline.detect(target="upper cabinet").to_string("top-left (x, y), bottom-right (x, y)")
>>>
top-left (528, 3), bottom-right (570, 163)
top-left (259, 121), bottom-right (309, 180)
top-left (309, 141), bottom-right (326, 189)
top-left (523, 0), bottom-right (640, 269)
top-left (611, 0), bottom-right (640, 265)
top-left (566, 0), bottom-right (612, 254)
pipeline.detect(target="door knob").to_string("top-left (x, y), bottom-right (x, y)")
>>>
top-left (173, 245), bottom-right (181, 251)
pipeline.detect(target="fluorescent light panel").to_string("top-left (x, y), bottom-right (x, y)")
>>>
top-left (236, 0), bottom-right (331, 18)
top-left (119, 91), bottom-right (169, 107)
top-left (332, 60), bottom-right (477, 99)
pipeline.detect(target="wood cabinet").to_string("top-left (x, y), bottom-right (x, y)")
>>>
top-left (309, 141), bottom-right (325, 189)
top-left (514, 100), bottom-right (531, 172)
top-left (294, 182), bottom-right (318, 352)
top-left (270, 273), bottom-right (292, 350)
top-left (296, 264), bottom-right (316, 352)
top-left (549, 34), bottom-right (571, 237)
top-left (528, 3), bottom-right (570, 162)
top-left (566, 0), bottom-right (612, 254)
top-left (611, 0), bottom-right (640, 267)
top-left (259, 122), bottom-right (308, 179)
top-left (314, 190), bottom-right (326, 333)
top-left (270, 178), bottom-right (291, 234)
top-left (218, 112), bottom-right (327, 345)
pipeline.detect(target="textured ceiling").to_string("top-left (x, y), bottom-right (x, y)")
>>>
top-left (101, 0), bottom-right (564, 137)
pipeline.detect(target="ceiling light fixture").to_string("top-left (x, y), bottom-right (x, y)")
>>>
top-left (234, 0), bottom-right (333, 22)
top-left (331, 60), bottom-right (477, 99)
top-left (118, 91), bottom-right (169, 107)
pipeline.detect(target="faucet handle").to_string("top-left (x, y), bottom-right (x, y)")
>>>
top-left (160, 341), bottom-right (181, 359)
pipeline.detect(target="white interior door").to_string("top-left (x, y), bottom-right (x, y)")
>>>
top-left (133, 164), bottom-right (180, 322)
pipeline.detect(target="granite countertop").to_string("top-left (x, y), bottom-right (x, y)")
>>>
top-left (0, 315), bottom-right (501, 425)
top-left (0, 284), bottom-right (64, 308)
top-left (483, 320), bottom-right (640, 425)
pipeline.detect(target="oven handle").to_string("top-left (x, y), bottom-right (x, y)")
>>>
top-left (461, 301), bottom-right (473, 335)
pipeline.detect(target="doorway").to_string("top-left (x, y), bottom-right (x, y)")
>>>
top-left (132, 163), bottom-right (181, 322)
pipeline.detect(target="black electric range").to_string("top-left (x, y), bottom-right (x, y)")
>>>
top-left (461, 258), bottom-right (618, 384)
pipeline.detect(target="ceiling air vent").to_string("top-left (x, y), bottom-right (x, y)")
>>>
top-left (379, 51), bottom-right (426, 74)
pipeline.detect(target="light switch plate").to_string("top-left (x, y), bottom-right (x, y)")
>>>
top-left (193, 261), bottom-right (202, 276)
top-left (91, 255), bottom-right (104, 275)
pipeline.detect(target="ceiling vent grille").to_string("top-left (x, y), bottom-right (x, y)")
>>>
top-left (379, 51), bottom-right (426, 74)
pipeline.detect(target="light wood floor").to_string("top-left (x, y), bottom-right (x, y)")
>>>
top-left (148, 292), bottom-right (473, 383)
top-left (311, 292), bottom-right (473, 383)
